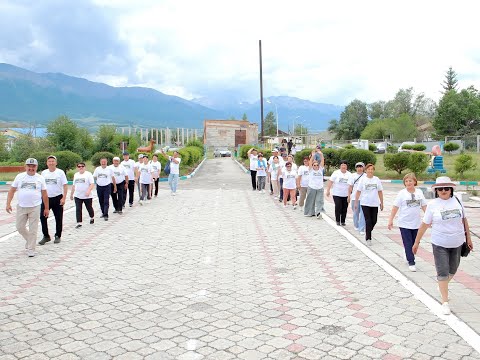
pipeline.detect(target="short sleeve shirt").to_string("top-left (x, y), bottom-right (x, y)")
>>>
top-left (12, 172), bottom-right (46, 207)
top-left (393, 188), bottom-right (426, 229)
top-left (357, 176), bottom-right (383, 207)
top-left (330, 170), bottom-right (351, 197)
top-left (93, 166), bottom-right (114, 186)
top-left (41, 168), bottom-right (67, 197)
top-left (73, 171), bottom-right (94, 199)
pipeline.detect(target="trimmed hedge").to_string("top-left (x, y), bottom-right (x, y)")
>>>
top-left (294, 148), bottom-right (314, 166)
top-left (91, 151), bottom-right (115, 166)
top-left (339, 149), bottom-right (376, 170)
top-left (55, 151), bottom-right (82, 172)
top-left (369, 143), bottom-right (377, 152)
top-left (30, 152), bottom-right (51, 172)
top-left (412, 144), bottom-right (426, 151)
top-left (384, 152), bottom-right (410, 174)
top-left (444, 142), bottom-right (460, 153)
top-left (407, 152), bottom-right (429, 175)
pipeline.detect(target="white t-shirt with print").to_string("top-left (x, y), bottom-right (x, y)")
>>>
top-left (257, 159), bottom-right (267, 177)
top-left (423, 196), bottom-right (465, 248)
top-left (169, 157), bottom-right (181, 175)
top-left (269, 163), bottom-right (281, 181)
top-left (109, 164), bottom-right (127, 184)
top-left (330, 170), bottom-right (351, 197)
top-left (357, 176), bottom-right (383, 207)
top-left (41, 168), bottom-right (67, 197)
top-left (150, 161), bottom-right (161, 178)
top-left (73, 171), bottom-right (95, 199)
top-left (393, 188), bottom-right (427, 229)
top-left (12, 172), bottom-right (46, 207)
top-left (348, 172), bottom-right (365, 195)
top-left (298, 165), bottom-right (310, 187)
top-left (93, 166), bottom-right (114, 186)
top-left (282, 168), bottom-right (298, 189)
top-left (308, 168), bottom-right (324, 190)
top-left (121, 159), bottom-right (135, 179)
top-left (138, 163), bottom-right (153, 184)
top-left (249, 154), bottom-right (258, 171)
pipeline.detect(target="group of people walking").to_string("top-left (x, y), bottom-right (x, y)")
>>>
top-left (5, 150), bottom-right (181, 258)
top-left (248, 147), bottom-right (474, 315)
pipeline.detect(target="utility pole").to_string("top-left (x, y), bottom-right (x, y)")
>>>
top-left (259, 40), bottom-right (264, 141)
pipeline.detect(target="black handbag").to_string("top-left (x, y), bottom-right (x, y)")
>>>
top-left (454, 196), bottom-right (470, 257)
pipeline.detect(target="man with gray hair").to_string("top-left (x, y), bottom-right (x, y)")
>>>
top-left (5, 158), bottom-right (49, 257)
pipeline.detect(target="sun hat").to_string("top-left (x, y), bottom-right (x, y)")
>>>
top-left (272, 148), bottom-right (279, 152)
top-left (431, 176), bottom-right (456, 189)
top-left (138, 154), bottom-right (144, 159)
top-left (47, 155), bottom-right (57, 160)
top-left (25, 158), bottom-right (38, 165)
top-left (112, 157), bottom-right (120, 161)
top-left (355, 162), bottom-right (365, 168)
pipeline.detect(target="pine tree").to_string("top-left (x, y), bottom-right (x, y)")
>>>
top-left (441, 66), bottom-right (458, 93)
top-left (242, 113), bottom-right (248, 121)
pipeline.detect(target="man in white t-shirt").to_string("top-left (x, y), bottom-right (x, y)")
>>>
top-left (247, 148), bottom-right (258, 191)
top-left (160, 150), bottom-right (182, 196)
top-left (6, 158), bottom-right (49, 257)
top-left (110, 157), bottom-right (128, 214)
top-left (93, 158), bottom-right (116, 220)
top-left (121, 151), bottom-right (136, 207)
top-left (39, 155), bottom-right (68, 245)
top-left (137, 155), bottom-right (153, 203)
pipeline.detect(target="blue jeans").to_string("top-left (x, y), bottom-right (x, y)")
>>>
top-left (168, 173), bottom-right (179, 193)
top-left (351, 199), bottom-right (365, 231)
top-left (400, 227), bottom-right (418, 266)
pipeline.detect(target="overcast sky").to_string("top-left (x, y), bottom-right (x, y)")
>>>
top-left (1, 0), bottom-right (479, 106)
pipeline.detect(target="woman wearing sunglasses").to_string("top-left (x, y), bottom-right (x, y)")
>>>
top-left (387, 173), bottom-right (427, 272)
top-left (70, 162), bottom-right (95, 228)
top-left (303, 150), bottom-right (325, 218)
top-left (413, 177), bottom-right (473, 315)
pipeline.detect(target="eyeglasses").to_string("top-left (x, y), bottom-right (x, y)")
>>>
top-left (77, 165), bottom-right (85, 168)
top-left (436, 187), bottom-right (452, 192)
top-left (313, 164), bottom-right (319, 167)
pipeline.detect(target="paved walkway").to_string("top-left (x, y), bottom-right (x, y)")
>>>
top-left (0, 159), bottom-right (479, 359)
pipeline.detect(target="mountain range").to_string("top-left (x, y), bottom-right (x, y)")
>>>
top-left (0, 63), bottom-right (344, 131)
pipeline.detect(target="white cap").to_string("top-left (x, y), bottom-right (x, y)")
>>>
top-left (138, 154), bottom-right (144, 159)
top-left (25, 158), bottom-right (38, 165)
top-left (113, 157), bottom-right (120, 161)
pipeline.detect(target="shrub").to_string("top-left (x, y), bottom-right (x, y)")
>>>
top-left (257, 149), bottom-right (272, 162)
top-left (91, 151), bottom-right (115, 166)
top-left (384, 152), bottom-right (410, 174)
top-left (66, 169), bottom-right (76, 181)
top-left (240, 144), bottom-right (254, 159)
top-left (444, 142), bottom-right (460, 154)
top-left (387, 145), bottom-right (397, 154)
top-left (340, 149), bottom-right (376, 171)
top-left (30, 152), bottom-right (51, 172)
top-left (178, 148), bottom-right (191, 166)
top-left (295, 148), bottom-right (314, 166)
top-left (186, 138), bottom-right (204, 154)
top-left (407, 152), bottom-right (429, 175)
top-left (183, 146), bottom-right (203, 165)
top-left (412, 144), bottom-right (426, 151)
top-left (402, 144), bottom-right (414, 150)
top-left (343, 144), bottom-right (355, 150)
top-left (55, 151), bottom-right (82, 172)
top-left (322, 148), bottom-right (340, 173)
top-left (454, 154), bottom-right (477, 179)
top-left (368, 143), bottom-right (377, 152)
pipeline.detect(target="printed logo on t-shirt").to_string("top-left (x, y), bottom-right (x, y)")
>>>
top-left (114, 171), bottom-right (121, 176)
top-left (406, 199), bottom-right (421, 208)
top-left (21, 182), bottom-right (37, 190)
top-left (339, 178), bottom-right (348, 184)
top-left (152, 165), bottom-right (159, 171)
top-left (123, 164), bottom-right (130, 169)
top-left (440, 209), bottom-right (462, 220)
top-left (303, 171), bottom-right (309, 176)
top-left (141, 168), bottom-right (148, 172)
top-left (365, 183), bottom-right (377, 190)
top-left (45, 178), bottom-right (58, 185)
top-left (313, 172), bottom-right (322, 177)
top-left (286, 174), bottom-right (295, 179)
top-left (98, 174), bottom-right (108, 179)
top-left (75, 178), bottom-right (86, 184)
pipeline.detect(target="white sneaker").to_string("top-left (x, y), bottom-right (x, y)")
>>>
top-left (409, 265), bottom-right (417, 272)
top-left (293, 205), bottom-right (297, 210)
top-left (441, 302), bottom-right (451, 315)
top-left (366, 240), bottom-right (372, 247)
top-left (27, 250), bottom-right (35, 257)
top-left (360, 231), bottom-right (365, 235)
top-left (283, 204), bottom-right (287, 208)
top-left (139, 200), bottom-right (143, 206)
top-left (172, 192), bottom-right (176, 196)
top-left (354, 227), bottom-right (359, 231)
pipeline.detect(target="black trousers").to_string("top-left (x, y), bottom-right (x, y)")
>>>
top-left (279, 178), bottom-right (284, 200)
top-left (75, 197), bottom-right (94, 223)
top-left (40, 194), bottom-right (64, 238)
top-left (361, 205), bottom-right (379, 240)
top-left (333, 195), bottom-right (349, 223)
top-left (153, 178), bottom-right (159, 196)
top-left (250, 170), bottom-right (257, 190)
top-left (111, 181), bottom-right (125, 211)
top-left (96, 184), bottom-right (111, 217)
top-left (123, 180), bottom-right (135, 206)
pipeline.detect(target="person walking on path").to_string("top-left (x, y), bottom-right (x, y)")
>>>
top-left (297, 157), bottom-right (310, 211)
top-left (121, 151), bottom-right (136, 207)
top-left (39, 155), bottom-right (68, 245)
top-left (348, 162), bottom-right (366, 235)
top-left (150, 154), bottom-right (161, 198)
top-left (354, 164), bottom-right (383, 246)
top-left (268, 148), bottom-right (282, 195)
top-left (70, 162), bottom-right (95, 229)
top-left (135, 154), bottom-right (143, 195)
top-left (282, 162), bottom-right (298, 209)
top-left (247, 148), bottom-right (258, 191)
top-left (278, 153), bottom-right (288, 202)
top-left (326, 160), bottom-right (351, 226)
top-left (6, 158), bottom-right (49, 257)
top-left (256, 153), bottom-right (268, 193)
top-left (303, 151), bottom-right (325, 219)
top-left (93, 158), bottom-right (116, 221)
top-left (110, 157), bottom-right (128, 214)
top-left (413, 176), bottom-right (474, 315)
top-left (161, 150), bottom-right (181, 196)
top-left (137, 155), bottom-right (153, 203)
top-left (268, 155), bottom-right (281, 199)
top-left (388, 173), bottom-right (427, 272)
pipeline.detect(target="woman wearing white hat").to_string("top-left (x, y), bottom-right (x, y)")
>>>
top-left (413, 176), bottom-right (473, 315)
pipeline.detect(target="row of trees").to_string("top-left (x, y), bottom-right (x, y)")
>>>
top-left (328, 67), bottom-right (480, 141)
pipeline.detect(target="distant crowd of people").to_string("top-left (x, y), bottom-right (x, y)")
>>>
top-left (247, 145), bottom-right (474, 315)
top-left (6, 150), bottom-right (181, 257)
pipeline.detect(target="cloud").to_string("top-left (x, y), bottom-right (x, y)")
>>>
top-left (1, 0), bottom-right (480, 106)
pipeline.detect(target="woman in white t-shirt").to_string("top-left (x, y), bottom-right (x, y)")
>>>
top-left (326, 160), bottom-right (351, 226)
top-left (413, 177), bottom-right (473, 315)
top-left (354, 164), bottom-right (383, 246)
top-left (387, 173), bottom-right (427, 272)
top-left (70, 162), bottom-right (95, 228)
top-left (150, 154), bottom-right (162, 198)
top-left (297, 157), bottom-right (310, 210)
top-left (304, 150), bottom-right (325, 219)
top-left (282, 162), bottom-right (298, 209)
top-left (269, 156), bottom-right (282, 199)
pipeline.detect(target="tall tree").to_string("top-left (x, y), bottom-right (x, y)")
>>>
top-left (336, 99), bottom-right (368, 139)
top-left (442, 66), bottom-right (459, 93)
top-left (0, 132), bottom-right (9, 161)
top-left (47, 115), bottom-right (81, 152)
top-left (368, 101), bottom-right (387, 120)
top-left (95, 125), bottom-right (123, 153)
top-left (242, 113), bottom-right (248, 121)
top-left (263, 111), bottom-right (276, 137)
